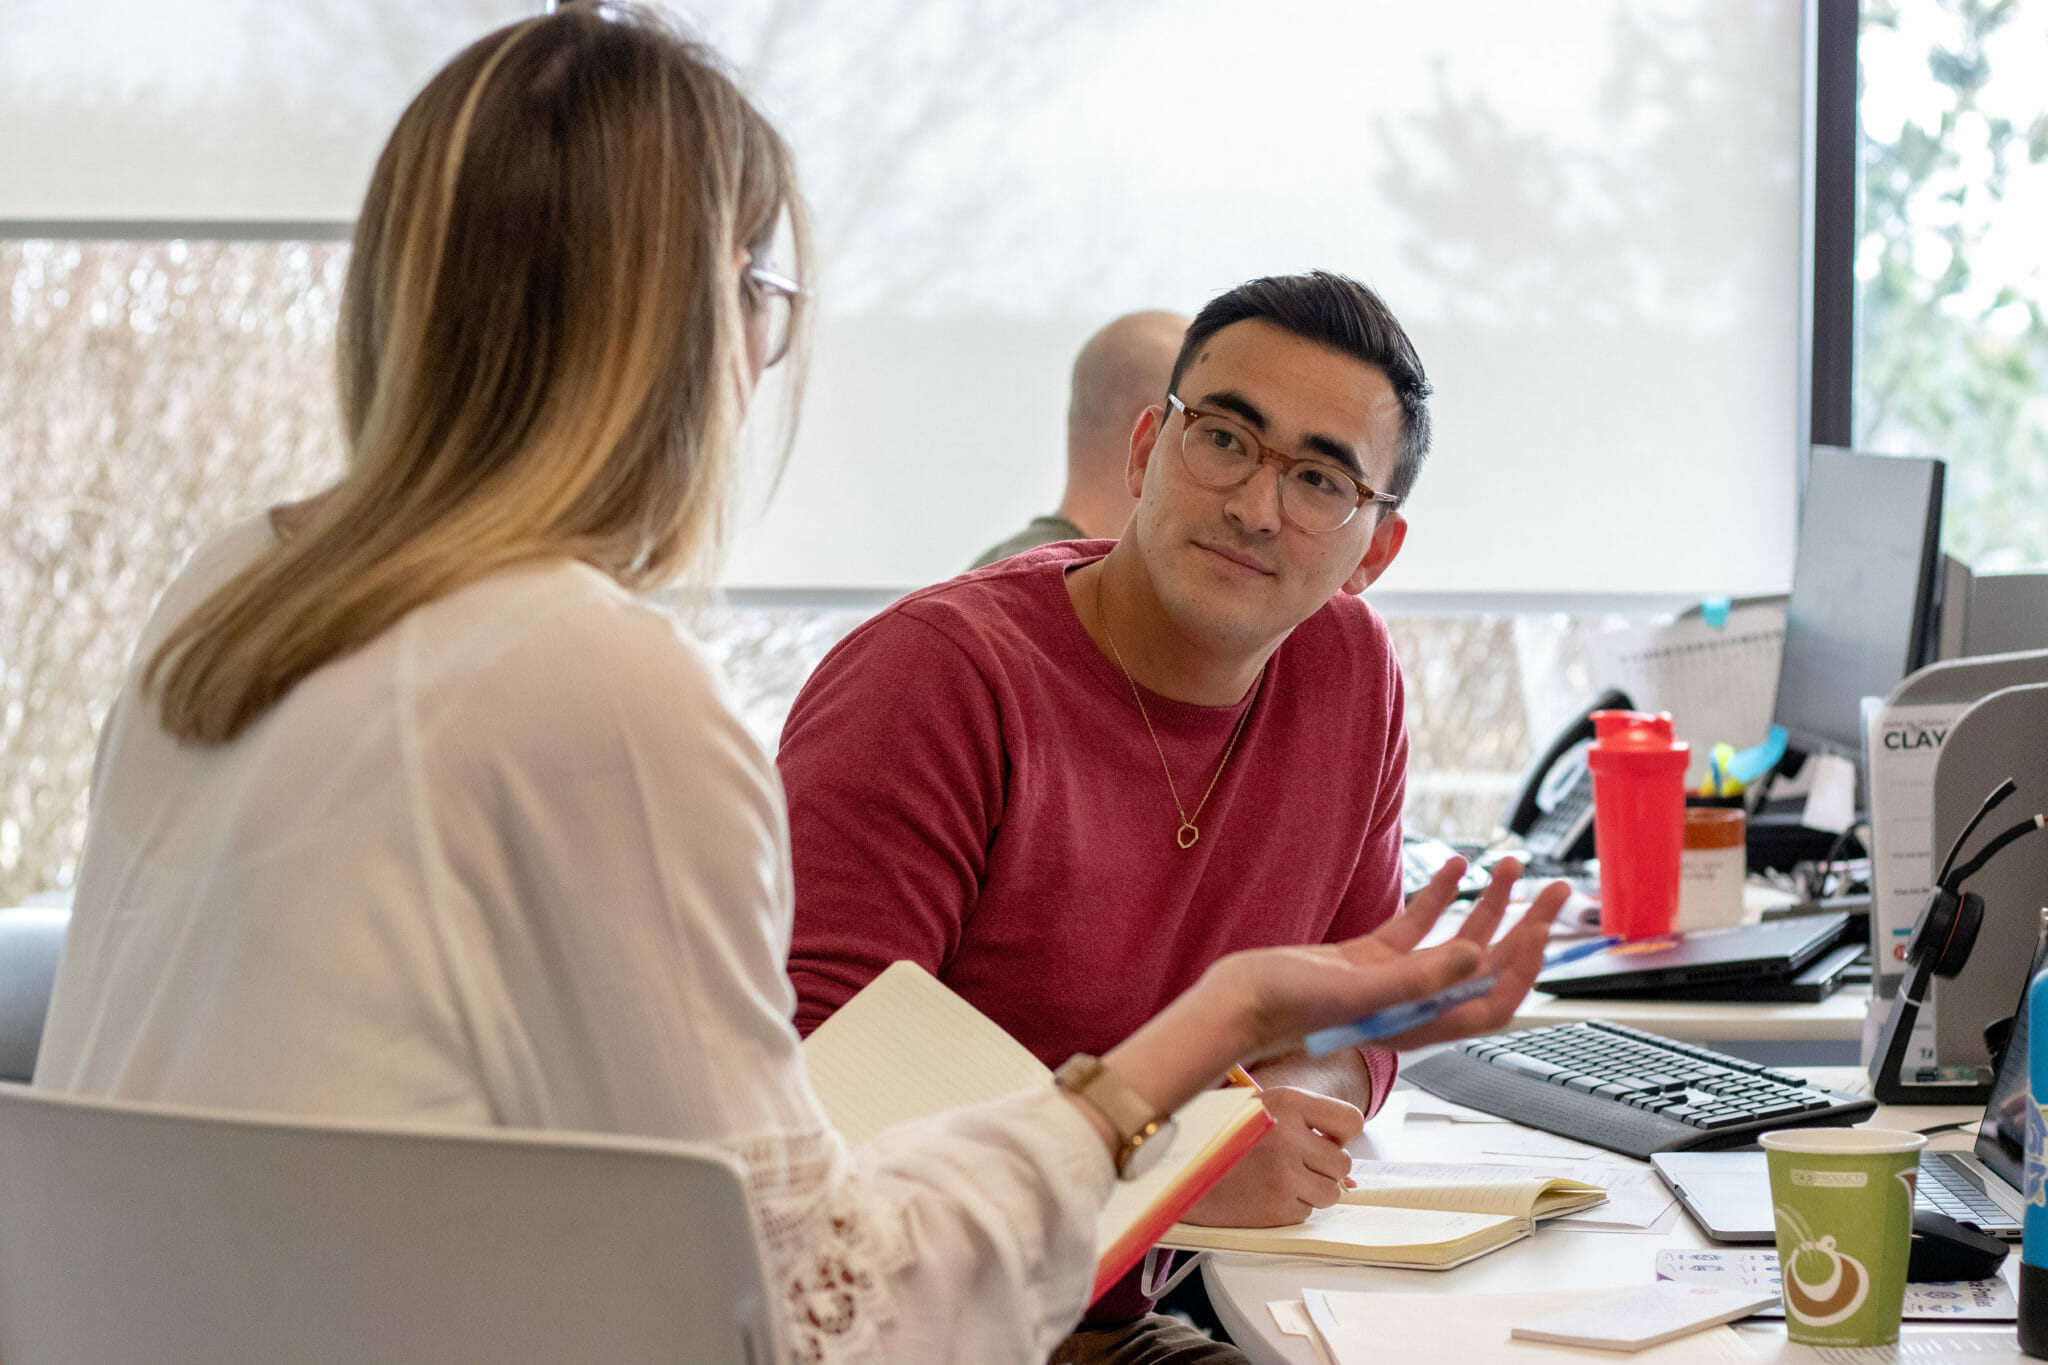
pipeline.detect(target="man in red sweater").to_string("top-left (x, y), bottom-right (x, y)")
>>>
top-left (779, 272), bottom-right (1563, 1362)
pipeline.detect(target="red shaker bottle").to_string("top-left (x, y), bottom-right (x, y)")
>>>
top-left (1587, 710), bottom-right (1690, 939)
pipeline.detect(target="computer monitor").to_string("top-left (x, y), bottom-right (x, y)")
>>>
top-left (1771, 446), bottom-right (1945, 758)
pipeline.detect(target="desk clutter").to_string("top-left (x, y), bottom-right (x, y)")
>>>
top-left (1209, 1072), bottom-right (2032, 1365)
top-left (1657, 1250), bottom-right (2015, 1323)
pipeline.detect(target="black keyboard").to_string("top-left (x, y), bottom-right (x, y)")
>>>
top-left (1404, 1020), bottom-right (1877, 1161)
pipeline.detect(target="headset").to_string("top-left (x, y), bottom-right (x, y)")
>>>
top-left (1870, 777), bottom-right (2048, 1104)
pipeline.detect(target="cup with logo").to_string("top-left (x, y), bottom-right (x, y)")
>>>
top-left (1759, 1127), bottom-right (1927, 1347)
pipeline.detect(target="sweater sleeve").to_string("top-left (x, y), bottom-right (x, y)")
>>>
top-left (1320, 612), bottom-right (1411, 1118)
top-left (778, 610), bottom-right (1007, 1035)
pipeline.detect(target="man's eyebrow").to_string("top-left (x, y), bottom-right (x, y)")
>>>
top-left (1199, 389), bottom-right (1365, 477)
top-left (1300, 432), bottom-right (1364, 477)
top-left (1199, 390), bottom-right (1269, 432)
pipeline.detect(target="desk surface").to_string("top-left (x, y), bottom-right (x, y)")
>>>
top-left (1203, 1069), bottom-right (2006, 1365)
top-left (1513, 984), bottom-right (1870, 1043)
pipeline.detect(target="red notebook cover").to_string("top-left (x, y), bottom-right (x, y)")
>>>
top-left (1090, 1096), bottom-right (1275, 1303)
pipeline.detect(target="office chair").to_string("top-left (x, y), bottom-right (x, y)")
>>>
top-left (0, 904), bottom-right (68, 1081)
top-left (0, 1084), bottom-right (783, 1364)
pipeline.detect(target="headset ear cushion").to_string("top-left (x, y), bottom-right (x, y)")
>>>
top-left (1934, 891), bottom-right (1985, 978)
top-left (1906, 889), bottom-right (1959, 967)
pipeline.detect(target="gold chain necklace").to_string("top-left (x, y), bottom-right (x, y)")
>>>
top-left (1095, 572), bottom-right (1260, 850)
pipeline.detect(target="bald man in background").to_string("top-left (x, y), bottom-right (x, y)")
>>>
top-left (970, 310), bottom-right (1189, 569)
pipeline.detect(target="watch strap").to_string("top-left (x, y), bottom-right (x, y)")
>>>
top-left (1053, 1053), bottom-right (1174, 1178)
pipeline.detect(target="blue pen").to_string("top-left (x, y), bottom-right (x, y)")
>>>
top-left (1304, 937), bottom-right (1620, 1056)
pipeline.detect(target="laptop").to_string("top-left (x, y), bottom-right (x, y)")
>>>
top-left (1536, 913), bottom-right (1852, 998)
top-left (1650, 930), bottom-right (2040, 1243)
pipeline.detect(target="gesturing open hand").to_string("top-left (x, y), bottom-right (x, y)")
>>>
top-left (1365, 856), bottom-right (1570, 1050)
top-left (1210, 856), bottom-right (1569, 1063)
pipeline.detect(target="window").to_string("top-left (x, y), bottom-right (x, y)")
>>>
top-left (1853, 0), bottom-right (2048, 570)
top-left (689, 0), bottom-right (1806, 594)
top-left (5, 2), bottom-right (1808, 594)
top-left (1, 241), bottom-right (348, 898)
top-left (0, 3), bottom-right (1842, 900)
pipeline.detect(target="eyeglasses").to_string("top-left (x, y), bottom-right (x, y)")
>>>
top-left (1166, 394), bottom-right (1399, 535)
top-left (740, 258), bottom-right (801, 368)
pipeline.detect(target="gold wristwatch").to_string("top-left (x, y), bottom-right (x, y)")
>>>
top-left (1053, 1054), bottom-right (1178, 1180)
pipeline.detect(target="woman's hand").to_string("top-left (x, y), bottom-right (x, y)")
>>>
top-left (1364, 856), bottom-right (1570, 1051)
top-left (1094, 859), bottom-right (1569, 1128)
top-left (1205, 855), bottom-right (1567, 1062)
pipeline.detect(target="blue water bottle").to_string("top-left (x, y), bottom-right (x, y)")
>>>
top-left (2022, 910), bottom-right (2048, 1357)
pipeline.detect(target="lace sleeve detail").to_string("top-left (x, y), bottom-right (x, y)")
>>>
top-left (723, 1125), bottom-right (911, 1365)
top-left (718, 1087), bottom-right (1111, 1365)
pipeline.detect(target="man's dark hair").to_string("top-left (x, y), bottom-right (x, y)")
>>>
top-left (1167, 270), bottom-right (1432, 503)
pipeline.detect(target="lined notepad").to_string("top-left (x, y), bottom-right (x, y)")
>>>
top-left (802, 960), bottom-right (1048, 1148)
top-left (801, 961), bottom-right (1273, 1301)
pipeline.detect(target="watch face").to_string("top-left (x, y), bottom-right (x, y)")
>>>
top-left (1118, 1117), bottom-right (1180, 1181)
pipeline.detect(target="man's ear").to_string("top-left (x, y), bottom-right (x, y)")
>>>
top-left (1126, 404), bottom-right (1165, 499)
top-left (1341, 510), bottom-right (1407, 596)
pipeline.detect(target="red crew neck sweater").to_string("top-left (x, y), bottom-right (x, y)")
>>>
top-left (781, 542), bottom-right (1408, 1083)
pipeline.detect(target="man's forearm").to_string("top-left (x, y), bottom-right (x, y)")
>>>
top-left (1249, 1044), bottom-right (1392, 1117)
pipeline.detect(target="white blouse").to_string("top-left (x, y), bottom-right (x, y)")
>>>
top-left (36, 516), bottom-right (1112, 1364)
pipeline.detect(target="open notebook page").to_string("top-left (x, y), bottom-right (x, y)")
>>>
top-left (802, 960), bottom-right (1274, 1298)
top-left (802, 960), bottom-right (1049, 1147)
top-left (1162, 1201), bottom-right (1524, 1265)
top-left (1342, 1161), bottom-right (1604, 1219)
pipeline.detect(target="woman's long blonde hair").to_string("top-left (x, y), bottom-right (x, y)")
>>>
top-left (147, 3), bottom-right (810, 744)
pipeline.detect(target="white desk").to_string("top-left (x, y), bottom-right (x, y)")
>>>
top-left (1513, 986), bottom-right (1870, 1048)
top-left (1203, 1069), bottom-right (2010, 1365)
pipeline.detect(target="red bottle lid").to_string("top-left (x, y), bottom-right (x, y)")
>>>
top-left (1586, 710), bottom-right (1690, 773)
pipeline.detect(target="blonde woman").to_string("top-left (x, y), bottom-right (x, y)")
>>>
top-left (35, 7), bottom-right (1563, 1361)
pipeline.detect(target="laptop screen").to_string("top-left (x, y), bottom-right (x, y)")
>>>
top-left (1974, 931), bottom-right (2047, 1189)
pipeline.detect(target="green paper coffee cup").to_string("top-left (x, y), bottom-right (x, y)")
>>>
top-left (1760, 1127), bottom-right (1928, 1347)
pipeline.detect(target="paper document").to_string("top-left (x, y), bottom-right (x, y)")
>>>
top-left (1302, 1288), bottom-right (1758, 1365)
top-left (1268, 1300), bottom-right (1338, 1365)
top-left (1584, 602), bottom-right (1786, 791)
top-left (1801, 753), bottom-right (1858, 836)
top-left (1741, 1328), bottom-right (2039, 1364)
top-left (1656, 1248), bottom-right (2015, 1321)
top-left (1550, 1161), bottom-right (1679, 1230)
top-left (1403, 1093), bottom-right (1513, 1124)
top-left (1510, 1284), bottom-right (1780, 1351)
top-left (1477, 1128), bottom-right (1601, 1161)
top-left (1864, 700), bottom-right (1968, 1000)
